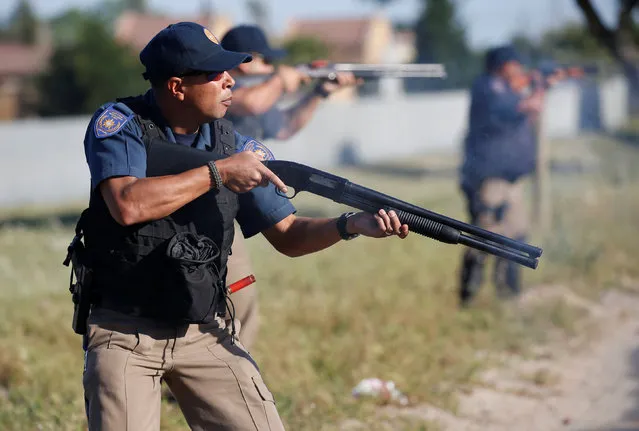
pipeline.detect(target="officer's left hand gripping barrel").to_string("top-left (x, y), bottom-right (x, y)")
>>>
top-left (144, 141), bottom-right (542, 269)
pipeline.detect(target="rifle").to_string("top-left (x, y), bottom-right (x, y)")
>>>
top-left (144, 141), bottom-right (542, 269)
top-left (295, 62), bottom-right (447, 80)
top-left (554, 64), bottom-right (599, 76)
top-left (263, 160), bottom-right (541, 269)
top-left (234, 62), bottom-right (447, 87)
top-left (538, 63), bottom-right (600, 80)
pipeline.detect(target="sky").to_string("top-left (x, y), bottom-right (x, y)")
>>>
top-left (0, 0), bottom-right (619, 49)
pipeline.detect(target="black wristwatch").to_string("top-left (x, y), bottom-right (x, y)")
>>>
top-left (336, 212), bottom-right (360, 240)
top-left (313, 82), bottom-right (331, 99)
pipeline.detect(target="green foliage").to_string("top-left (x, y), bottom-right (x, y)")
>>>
top-left (509, 24), bottom-right (616, 77)
top-left (405, 0), bottom-right (479, 92)
top-left (539, 23), bottom-right (612, 63)
top-left (5, 0), bottom-right (39, 45)
top-left (48, 9), bottom-right (90, 48)
top-left (37, 14), bottom-right (147, 117)
top-left (125, 0), bottom-right (148, 12)
top-left (510, 34), bottom-right (544, 65)
top-left (281, 36), bottom-right (330, 65)
top-left (37, 46), bottom-right (86, 116)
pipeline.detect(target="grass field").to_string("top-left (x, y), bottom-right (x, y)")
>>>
top-left (0, 131), bottom-right (638, 430)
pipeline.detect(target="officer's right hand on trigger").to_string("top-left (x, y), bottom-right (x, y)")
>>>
top-left (215, 151), bottom-right (288, 194)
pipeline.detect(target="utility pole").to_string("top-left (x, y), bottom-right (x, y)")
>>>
top-left (532, 95), bottom-right (552, 234)
top-left (531, 0), bottom-right (560, 235)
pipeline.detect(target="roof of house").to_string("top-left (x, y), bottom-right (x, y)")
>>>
top-left (284, 17), bottom-right (375, 62)
top-left (0, 43), bottom-right (50, 76)
top-left (114, 11), bottom-right (231, 52)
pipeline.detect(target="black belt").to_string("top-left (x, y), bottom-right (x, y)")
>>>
top-left (93, 297), bottom-right (224, 323)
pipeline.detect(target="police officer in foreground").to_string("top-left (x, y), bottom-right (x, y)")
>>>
top-left (458, 45), bottom-right (544, 307)
top-left (77, 22), bottom-right (408, 430)
top-left (217, 24), bottom-right (360, 350)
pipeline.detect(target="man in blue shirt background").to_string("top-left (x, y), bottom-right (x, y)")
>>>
top-left (458, 45), bottom-right (545, 307)
top-left (219, 24), bottom-right (360, 350)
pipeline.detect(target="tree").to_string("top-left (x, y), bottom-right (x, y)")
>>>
top-left (49, 8), bottom-right (89, 47)
top-left (246, 0), bottom-right (271, 35)
top-left (38, 15), bottom-right (147, 116)
top-left (7, 0), bottom-right (38, 45)
top-left (510, 34), bottom-right (543, 66)
top-left (575, 0), bottom-right (639, 112)
top-left (126, 0), bottom-right (148, 12)
top-left (37, 46), bottom-right (88, 116)
top-left (280, 36), bottom-right (330, 65)
top-left (538, 23), bottom-right (611, 63)
top-left (406, 0), bottom-right (478, 92)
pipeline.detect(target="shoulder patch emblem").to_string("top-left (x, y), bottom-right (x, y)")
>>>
top-left (94, 106), bottom-right (132, 139)
top-left (240, 139), bottom-right (275, 161)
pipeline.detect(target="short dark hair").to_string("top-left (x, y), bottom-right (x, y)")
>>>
top-left (149, 76), bottom-right (168, 89)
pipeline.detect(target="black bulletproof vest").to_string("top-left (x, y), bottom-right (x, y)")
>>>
top-left (83, 95), bottom-right (239, 323)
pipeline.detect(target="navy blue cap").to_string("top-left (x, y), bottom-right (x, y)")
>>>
top-left (140, 22), bottom-right (252, 80)
top-left (220, 25), bottom-right (287, 62)
top-left (485, 45), bottom-right (521, 72)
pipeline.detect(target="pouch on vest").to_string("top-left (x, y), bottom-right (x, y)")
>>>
top-left (162, 232), bottom-right (222, 323)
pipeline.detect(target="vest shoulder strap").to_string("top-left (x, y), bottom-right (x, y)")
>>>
top-left (211, 118), bottom-right (236, 155)
top-left (114, 96), bottom-right (167, 143)
top-left (136, 115), bottom-right (166, 143)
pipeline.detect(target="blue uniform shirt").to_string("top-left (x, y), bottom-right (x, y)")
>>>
top-left (224, 82), bottom-right (286, 140)
top-left (461, 74), bottom-right (536, 189)
top-left (84, 90), bottom-right (296, 238)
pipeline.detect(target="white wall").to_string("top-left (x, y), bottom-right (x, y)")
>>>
top-left (1, 116), bottom-right (91, 207)
top-left (0, 76), bottom-right (629, 208)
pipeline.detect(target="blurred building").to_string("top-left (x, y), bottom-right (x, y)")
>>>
top-left (282, 14), bottom-right (416, 100)
top-left (0, 30), bottom-right (52, 120)
top-left (283, 14), bottom-right (416, 63)
top-left (114, 10), bottom-right (233, 52)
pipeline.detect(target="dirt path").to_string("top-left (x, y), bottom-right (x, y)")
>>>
top-left (382, 288), bottom-right (639, 431)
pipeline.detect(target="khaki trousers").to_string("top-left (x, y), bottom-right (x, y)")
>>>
top-left (459, 178), bottom-right (529, 302)
top-left (83, 308), bottom-right (285, 431)
top-left (472, 178), bottom-right (528, 238)
top-left (226, 226), bottom-right (260, 351)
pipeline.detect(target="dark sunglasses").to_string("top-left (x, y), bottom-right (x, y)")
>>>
top-left (251, 53), bottom-right (272, 66)
top-left (179, 70), bottom-right (225, 81)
